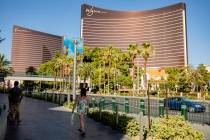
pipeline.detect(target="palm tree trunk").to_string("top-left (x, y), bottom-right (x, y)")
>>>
top-left (166, 88), bottom-right (169, 119)
top-left (53, 75), bottom-right (56, 90)
top-left (145, 60), bottom-right (151, 129)
top-left (55, 72), bottom-right (57, 90)
top-left (104, 62), bottom-right (106, 94)
top-left (99, 63), bottom-right (101, 94)
top-left (132, 62), bottom-right (135, 96)
top-left (84, 78), bottom-right (86, 88)
top-left (114, 64), bottom-right (116, 94)
top-left (59, 67), bottom-right (62, 91)
top-left (108, 59), bottom-right (110, 94)
top-left (137, 66), bottom-right (140, 95)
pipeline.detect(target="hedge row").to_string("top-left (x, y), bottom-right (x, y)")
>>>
top-left (87, 108), bottom-right (140, 137)
top-left (147, 115), bottom-right (204, 140)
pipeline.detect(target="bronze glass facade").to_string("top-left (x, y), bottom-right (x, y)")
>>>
top-left (81, 3), bottom-right (188, 67)
top-left (12, 25), bottom-right (63, 72)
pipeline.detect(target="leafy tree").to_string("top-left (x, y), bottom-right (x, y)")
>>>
top-left (165, 67), bottom-right (182, 91)
top-left (184, 65), bottom-right (205, 92)
top-left (197, 64), bottom-right (209, 92)
top-left (197, 64), bottom-right (209, 82)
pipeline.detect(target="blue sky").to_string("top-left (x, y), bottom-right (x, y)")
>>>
top-left (0, 0), bottom-right (210, 67)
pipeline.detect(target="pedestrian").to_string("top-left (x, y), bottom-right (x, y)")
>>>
top-left (8, 81), bottom-right (23, 123)
top-left (72, 88), bottom-right (89, 136)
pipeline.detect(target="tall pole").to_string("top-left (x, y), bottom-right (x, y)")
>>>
top-left (137, 66), bottom-right (140, 95)
top-left (68, 72), bottom-right (71, 103)
top-left (73, 40), bottom-right (78, 100)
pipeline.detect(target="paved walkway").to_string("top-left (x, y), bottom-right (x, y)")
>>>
top-left (0, 94), bottom-right (129, 140)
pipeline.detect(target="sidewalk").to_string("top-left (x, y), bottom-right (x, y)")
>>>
top-left (0, 94), bottom-right (129, 140)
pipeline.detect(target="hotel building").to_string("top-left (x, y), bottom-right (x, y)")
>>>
top-left (81, 3), bottom-right (188, 68)
top-left (11, 25), bottom-right (63, 73)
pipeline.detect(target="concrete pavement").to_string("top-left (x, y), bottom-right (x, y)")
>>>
top-left (0, 94), bottom-right (129, 140)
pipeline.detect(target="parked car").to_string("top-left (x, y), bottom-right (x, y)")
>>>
top-left (164, 97), bottom-right (205, 113)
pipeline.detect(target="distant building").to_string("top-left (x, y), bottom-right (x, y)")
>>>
top-left (81, 3), bottom-right (188, 68)
top-left (204, 64), bottom-right (210, 73)
top-left (11, 25), bottom-right (63, 73)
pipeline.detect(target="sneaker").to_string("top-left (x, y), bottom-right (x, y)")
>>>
top-left (81, 132), bottom-right (85, 137)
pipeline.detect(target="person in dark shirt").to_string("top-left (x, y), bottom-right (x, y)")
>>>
top-left (8, 81), bottom-right (23, 123)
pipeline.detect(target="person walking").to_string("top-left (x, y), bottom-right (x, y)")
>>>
top-left (72, 88), bottom-right (89, 136)
top-left (8, 81), bottom-right (23, 123)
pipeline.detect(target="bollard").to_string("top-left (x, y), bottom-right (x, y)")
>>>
top-left (139, 99), bottom-right (145, 115)
top-left (92, 97), bottom-right (96, 108)
top-left (55, 94), bottom-right (58, 103)
top-left (64, 94), bottom-right (67, 102)
top-left (99, 107), bottom-right (102, 120)
top-left (3, 104), bottom-right (6, 110)
top-left (99, 97), bottom-right (105, 110)
top-left (52, 93), bottom-right (55, 102)
top-left (112, 97), bottom-right (116, 112)
top-left (45, 93), bottom-right (47, 101)
top-left (124, 98), bottom-right (129, 113)
top-left (159, 100), bottom-right (164, 117)
top-left (181, 104), bottom-right (187, 120)
top-left (102, 97), bottom-right (105, 110)
top-left (46, 93), bottom-right (49, 101)
top-left (58, 94), bottom-right (61, 104)
top-left (116, 105), bottom-right (119, 126)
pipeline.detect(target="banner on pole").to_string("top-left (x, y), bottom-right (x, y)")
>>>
top-left (63, 37), bottom-right (83, 56)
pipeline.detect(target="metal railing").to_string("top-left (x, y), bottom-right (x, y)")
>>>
top-left (89, 95), bottom-right (210, 125)
top-left (12, 90), bottom-right (210, 125)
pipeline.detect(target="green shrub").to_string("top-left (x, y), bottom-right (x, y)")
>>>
top-left (87, 109), bottom-right (140, 137)
top-left (206, 95), bottom-right (210, 100)
top-left (147, 115), bottom-right (204, 140)
top-left (63, 102), bottom-right (75, 109)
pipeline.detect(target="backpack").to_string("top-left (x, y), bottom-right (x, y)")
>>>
top-left (9, 87), bottom-right (21, 103)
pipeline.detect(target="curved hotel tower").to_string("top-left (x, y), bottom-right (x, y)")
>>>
top-left (12, 25), bottom-right (63, 73)
top-left (81, 3), bottom-right (188, 68)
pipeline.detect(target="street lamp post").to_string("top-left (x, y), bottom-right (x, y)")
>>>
top-left (72, 40), bottom-right (78, 101)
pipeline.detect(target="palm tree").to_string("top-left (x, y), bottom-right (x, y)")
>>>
top-left (0, 54), bottom-right (8, 73)
top-left (128, 43), bottom-right (138, 96)
top-left (112, 48), bottom-right (122, 93)
top-left (139, 42), bottom-right (155, 130)
top-left (0, 54), bottom-right (10, 88)
top-left (66, 56), bottom-right (74, 91)
top-left (101, 47), bottom-right (109, 94)
top-left (0, 30), bottom-right (5, 43)
top-left (107, 46), bottom-right (114, 94)
top-left (184, 66), bottom-right (206, 93)
top-left (51, 51), bottom-right (62, 90)
top-left (78, 62), bottom-right (94, 88)
top-left (26, 66), bottom-right (37, 75)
